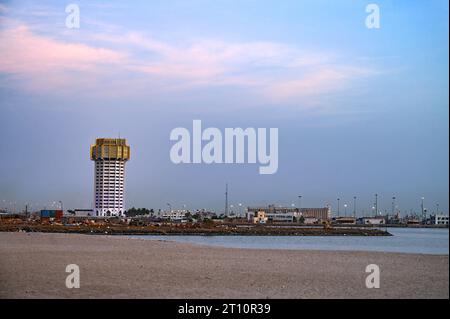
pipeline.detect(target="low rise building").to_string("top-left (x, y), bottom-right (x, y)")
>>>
top-left (298, 207), bottom-right (331, 221)
top-left (161, 210), bottom-right (187, 221)
top-left (253, 211), bottom-right (268, 224)
top-left (266, 212), bottom-right (294, 223)
top-left (335, 217), bottom-right (356, 225)
top-left (302, 217), bottom-right (319, 225)
top-left (358, 216), bottom-right (386, 225)
top-left (69, 209), bottom-right (95, 217)
top-left (247, 205), bottom-right (331, 223)
top-left (430, 214), bottom-right (449, 225)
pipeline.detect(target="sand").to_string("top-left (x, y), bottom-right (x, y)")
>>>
top-left (0, 232), bottom-right (448, 299)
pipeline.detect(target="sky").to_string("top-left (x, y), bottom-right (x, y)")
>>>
top-left (0, 0), bottom-right (448, 215)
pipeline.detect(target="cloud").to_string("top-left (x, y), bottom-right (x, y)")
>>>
top-left (94, 31), bottom-right (375, 98)
top-left (0, 25), bottom-right (124, 74)
top-left (0, 20), bottom-right (379, 102)
top-left (0, 4), bottom-right (8, 13)
top-left (267, 66), bottom-right (377, 99)
top-left (0, 23), bottom-right (127, 94)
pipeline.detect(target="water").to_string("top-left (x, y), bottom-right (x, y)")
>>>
top-left (131, 228), bottom-right (449, 255)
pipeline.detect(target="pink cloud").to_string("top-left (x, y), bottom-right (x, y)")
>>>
top-left (266, 67), bottom-right (373, 99)
top-left (0, 22), bottom-right (380, 102)
top-left (0, 25), bottom-right (125, 77)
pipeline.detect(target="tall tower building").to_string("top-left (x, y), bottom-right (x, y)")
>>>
top-left (90, 138), bottom-right (130, 217)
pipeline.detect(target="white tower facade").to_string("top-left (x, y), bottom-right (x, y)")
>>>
top-left (90, 138), bottom-right (130, 217)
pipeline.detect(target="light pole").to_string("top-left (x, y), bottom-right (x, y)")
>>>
top-left (374, 194), bottom-right (378, 217)
top-left (59, 200), bottom-right (64, 212)
top-left (353, 196), bottom-right (357, 218)
top-left (238, 203), bottom-right (242, 217)
top-left (225, 183), bottom-right (228, 216)
top-left (421, 197), bottom-right (425, 219)
top-left (344, 204), bottom-right (347, 216)
top-left (436, 203), bottom-right (439, 215)
top-left (337, 198), bottom-right (340, 217)
top-left (298, 195), bottom-right (302, 212)
top-left (391, 197), bottom-right (396, 217)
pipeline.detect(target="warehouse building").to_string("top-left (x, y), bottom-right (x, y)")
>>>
top-left (247, 205), bottom-right (331, 223)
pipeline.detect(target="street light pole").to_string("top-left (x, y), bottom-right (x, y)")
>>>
top-left (337, 198), bottom-right (340, 217)
top-left (391, 197), bottom-right (396, 217)
top-left (353, 196), bottom-right (357, 218)
top-left (375, 194), bottom-right (378, 217)
top-left (421, 197), bottom-right (425, 219)
top-left (225, 183), bottom-right (228, 216)
top-left (298, 195), bottom-right (302, 212)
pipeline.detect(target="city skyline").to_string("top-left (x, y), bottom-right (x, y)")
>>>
top-left (0, 183), bottom-right (446, 218)
top-left (0, 1), bottom-right (448, 213)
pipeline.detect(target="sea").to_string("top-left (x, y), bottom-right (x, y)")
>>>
top-left (131, 227), bottom-right (449, 255)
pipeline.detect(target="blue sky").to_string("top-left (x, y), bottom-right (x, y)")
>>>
top-left (0, 0), bottom-right (448, 215)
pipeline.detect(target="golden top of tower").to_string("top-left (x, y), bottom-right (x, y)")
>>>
top-left (90, 138), bottom-right (130, 161)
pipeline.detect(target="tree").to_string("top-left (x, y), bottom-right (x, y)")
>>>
top-left (299, 215), bottom-right (305, 224)
top-left (125, 207), bottom-right (151, 217)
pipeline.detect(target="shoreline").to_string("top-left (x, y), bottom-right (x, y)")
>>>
top-left (2, 230), bottom-right (448, 256)
top-left (0, 232), bottom-right (448, 299)
top-left (0, 223), bottom-right (391, 236)
top-left (129, 235), bottom-right (450, 256)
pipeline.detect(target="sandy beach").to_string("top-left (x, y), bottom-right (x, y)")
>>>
top-left (0, 232), bottom-right (448, 299)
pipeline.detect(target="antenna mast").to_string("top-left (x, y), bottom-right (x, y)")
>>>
top-left (225, 183), bottom-right (228, 216)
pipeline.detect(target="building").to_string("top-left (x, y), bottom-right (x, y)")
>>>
top-left (253, 211), bottom-right (269, 224)
top-left (335, 216), bottom-right (356, 225)
top-left (68, 209), bottom-right (94, 217)
top-left (161, 210), bottom-right (187, 221)
top-left (90, 138), bottom-right (130, 217)
top-left (247, 206), bottom-right (295, 223)
top-left (303, 217), bottom-right (319, 225)
top-left (40, 210), bottom-right (63, 222)
top-left (250, 210), bottom-right (288, 224)
top-left (358, 216), bottom-right (386, 225)
top-left (298, 207), bottom-right (331, 220)
top-left (387, 213), bottom-right (402, 224)
top-left (266, 212), bottom-right (294, 223)
top-left (430, 215), bottom-right (449, 225)
top-left (247, 205), bottom-right (331, 223)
